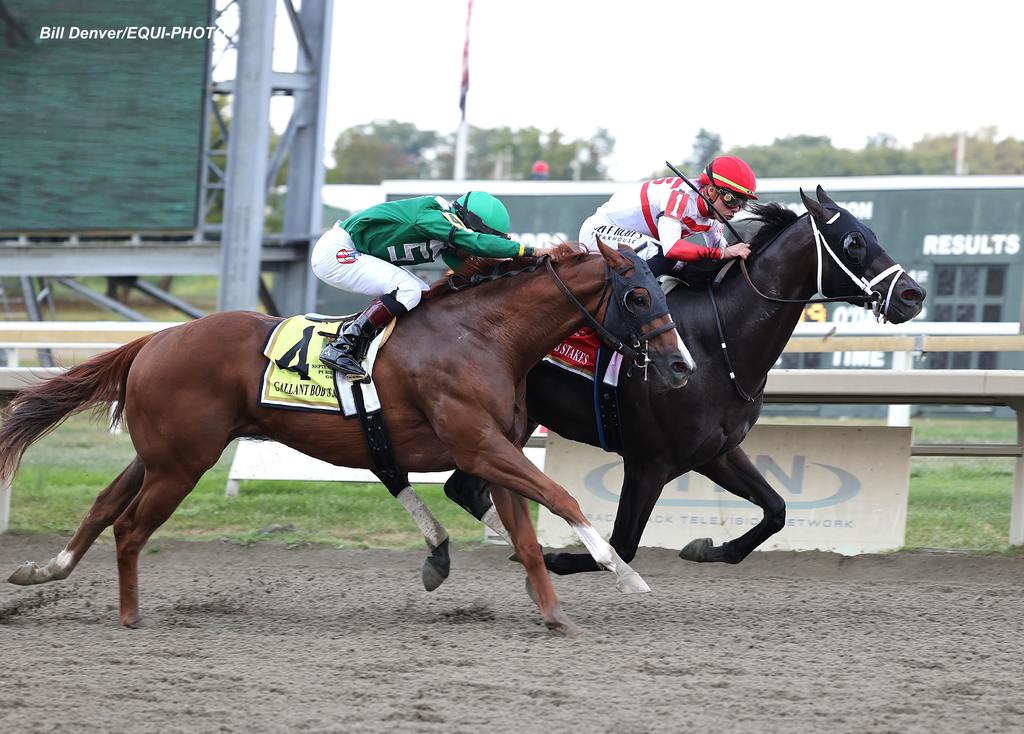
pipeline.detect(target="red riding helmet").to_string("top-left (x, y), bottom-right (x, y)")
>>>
top-left (698, 156), bottom-right (758, 200)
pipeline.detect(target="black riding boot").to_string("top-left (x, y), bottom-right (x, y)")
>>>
top-left (320, 298), bottom-right (395, 381)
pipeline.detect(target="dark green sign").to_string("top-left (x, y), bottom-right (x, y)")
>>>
top-left (379, 179), bottom-right (1024, 375)
top-left (0, 0), bottom-right (209, 232)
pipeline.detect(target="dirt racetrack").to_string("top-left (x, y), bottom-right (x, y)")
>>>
top-left (1, 535), bottom-right (1022, 733)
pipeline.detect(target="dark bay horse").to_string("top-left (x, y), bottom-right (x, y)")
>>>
top-left (448, 187), bottom-right (925, 575)
top-left (2, 242), bottom-right (691, 634)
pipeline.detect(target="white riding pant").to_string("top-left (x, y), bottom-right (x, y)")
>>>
top-left (579, 213), bottom-right (661, 259)
top-left (311, 224), bottom-right (429, 311)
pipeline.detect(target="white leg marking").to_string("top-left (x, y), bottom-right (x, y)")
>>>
top-left (7, 547), bottom-right (75, 585)
top-left (571, 524), bottom-right (613, 569)
top-left (571, 524), bottom-right (651, 594)
top-left (55, 549), bottom-right (75, 573)
top-left (396, 487), bottom-right (448, 550)
top-left (480, 506), bottom-right (511, 544)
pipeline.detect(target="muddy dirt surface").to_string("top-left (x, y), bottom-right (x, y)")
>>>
top-left (1, 535), bottom-right (1022, 733)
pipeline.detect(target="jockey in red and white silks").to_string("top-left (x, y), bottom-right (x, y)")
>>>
top-left (579, 156), bottom-right (758, 276)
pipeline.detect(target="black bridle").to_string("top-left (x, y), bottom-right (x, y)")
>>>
top-left (446, 251), bottom-right (677, 367)
top-left (664, 161), bottom-right (881, 308)
top-left (543, 256), bottom-right (676, 368)
top-left (706, 280), bottom-right (765, 402)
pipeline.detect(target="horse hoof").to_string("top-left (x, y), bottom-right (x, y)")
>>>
top-left (615, 569), bottom-right (651, 594)
top-left (421, 539), bottom-right (451, 592)
top-left (679, 537), bottom-right (714, 563)
top-left (421, 559), bottom-right (448, 592)
top-left (544, 604), bottom-right (584, 637)
top-left (8, 562), bottom-right (43, 585)
top-left (120, 615), bottom-right (142, 629)
top-left (546, 618), bottom-right (584, 637)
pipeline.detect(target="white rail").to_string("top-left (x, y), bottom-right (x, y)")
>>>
top-left (1, 321), bottom-right (1023, 544)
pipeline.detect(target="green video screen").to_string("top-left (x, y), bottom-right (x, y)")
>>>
top-left (0, 0), bottom-right (210, 232)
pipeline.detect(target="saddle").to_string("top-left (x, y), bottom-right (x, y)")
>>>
top-left (542, 329), bottom-right (624, 454)
top-left (260, 314), bottom-right (406, 493)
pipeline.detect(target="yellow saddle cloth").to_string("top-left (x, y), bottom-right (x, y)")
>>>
top-left (259, 315), bottom-right (394, 414)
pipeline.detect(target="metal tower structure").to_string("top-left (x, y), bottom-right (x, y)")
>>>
top-left (202, 0), bottom-right (333, 315)
top-left (0, 0), bottom-right (332, 324)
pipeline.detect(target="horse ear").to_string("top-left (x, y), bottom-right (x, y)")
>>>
top-left (595, 236), bottom-right (633, 274)
top-left (800, 187), bottom-right (830, 223)
top-left (816, 185), bottom-right (838, 208)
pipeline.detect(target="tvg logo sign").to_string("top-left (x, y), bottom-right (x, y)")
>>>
top-left (584, 454), bottom-right (861, 510)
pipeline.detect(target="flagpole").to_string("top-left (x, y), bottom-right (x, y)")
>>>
top-left (454, 0), bottom-right (473, 181)
top-left (454, 122), bottom-right (468, 182)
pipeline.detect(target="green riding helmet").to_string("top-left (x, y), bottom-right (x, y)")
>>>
top-left (453, 191), bottom-right (511, 237)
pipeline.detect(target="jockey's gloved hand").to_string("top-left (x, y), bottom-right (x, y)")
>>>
top-left (521, 244), bottom-right (556, 258)
top-left (723, 242), bottom-right (751, 261)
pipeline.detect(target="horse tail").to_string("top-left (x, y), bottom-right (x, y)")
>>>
top-left (0, 334), bottom-right (156, 482)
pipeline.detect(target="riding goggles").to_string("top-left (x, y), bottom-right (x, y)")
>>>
top-left (451, 200), bottom-right (511, 239)
top-left (716, 187), bottom-right (749, 210)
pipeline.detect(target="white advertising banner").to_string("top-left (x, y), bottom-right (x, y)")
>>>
top-left (225, 439), bottom-right (544, 498)
top-left (536, 425), bottom-right (912, 556)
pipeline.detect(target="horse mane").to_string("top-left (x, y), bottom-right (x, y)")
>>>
top-left (423, 242), bottom-right (589, 299)
top-left (744, 202), bottom-right (801, 252)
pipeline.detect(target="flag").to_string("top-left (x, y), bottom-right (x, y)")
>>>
top-left (459, 0), bottom-right (473, 121)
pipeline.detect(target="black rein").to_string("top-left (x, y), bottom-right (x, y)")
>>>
top-left (543, 256), bottom-right (675, 364)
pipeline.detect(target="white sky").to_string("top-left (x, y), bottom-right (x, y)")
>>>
top-left (279, 0), bottom-right (1024, 181)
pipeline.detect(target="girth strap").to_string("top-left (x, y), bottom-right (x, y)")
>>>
top-left (339, 371), bottom-right (408, 495)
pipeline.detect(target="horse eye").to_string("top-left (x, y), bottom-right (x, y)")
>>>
top-left (623, 289), bottom-right (649, 314)
top-left (842, 233), bottom-right (866, 264)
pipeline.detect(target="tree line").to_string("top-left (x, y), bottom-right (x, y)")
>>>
top-left (325, 121), bottom-right (1024, 182)
top-left (326, 120), bottom-right (614, 183)
top-left (685, 127), bottom-right (1024, 177)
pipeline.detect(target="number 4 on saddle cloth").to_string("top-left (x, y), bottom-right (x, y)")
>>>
top-left (259, 314), bottom-right (404, 488)
top-left (543, 327), bottom-right (626, 453)
top-left (260, 314), bottom-right (396, 414)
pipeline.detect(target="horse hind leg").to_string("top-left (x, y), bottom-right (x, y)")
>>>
top-left (112, 464), bottom-right (209, 628)
top-left (8, 457), bottom-right (146, 586)
top-left (681, 448), bottom-right (786, 564)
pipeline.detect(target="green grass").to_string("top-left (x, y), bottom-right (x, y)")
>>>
top-left (762, 414), bottom-right (1021, 553)
top-left (3, 413), bottom-right (1021, 553)
top-left (6, 412), bottom-right (484, 549)
top-left (906, 459), bottom-right (1016, 552)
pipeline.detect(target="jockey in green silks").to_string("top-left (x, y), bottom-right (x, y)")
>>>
top-left (311, 191), bottom-right (549, 381)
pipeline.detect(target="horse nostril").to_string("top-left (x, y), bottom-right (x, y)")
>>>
top-left (672, 360), bottom-right (691, 375)
top-left (900, 288), bottom-right (922, 303)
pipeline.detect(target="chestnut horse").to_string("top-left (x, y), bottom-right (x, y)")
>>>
top-left (2, 242), bottom-right (691, 635)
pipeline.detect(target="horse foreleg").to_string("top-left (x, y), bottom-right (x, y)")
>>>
top-left (8, 457), bottom-right (146, 586)
top-left (544, 458), bottom-right (669, 577)
top-left (395, 471), bottom-right (513, 592)
top-left (682, 446), bottom-right (786, 564)
top-left (490, 486), bottom-right (581, 637)
top-left (451, 432), bottom-right (649, 594)
top-left (389, 483), bottom-right (451, 592)
top-left (443, 470), bottom-right (508, 540)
